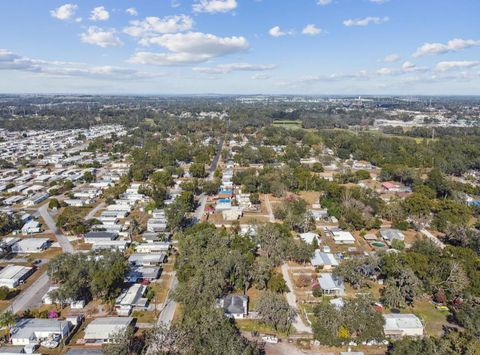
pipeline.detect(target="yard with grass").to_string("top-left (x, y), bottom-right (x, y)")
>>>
top-left (271, 120), bottom-right (303, 130)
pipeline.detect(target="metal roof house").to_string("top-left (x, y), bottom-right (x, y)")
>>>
top-left (10, 318), bottom-right (70, 346)
top-left (310, 251), bottom-right (339, 269)
top-left (317, 273), bottom-right (345, 296)
top-left (0, 265), bottom-right (34, 288)
top-left (83, 317), bottom-right (133, 344)
top-left (11, 238), bottom-right (50, 254)
top-left (383, 314), bottom-right (424, 338)
top-left (115, 284), bottom-right (148, 316)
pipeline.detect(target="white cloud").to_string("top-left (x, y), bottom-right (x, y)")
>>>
top-left (193, 0), bottom-right (237, 13)
top-left (128, 32), bottom-right (249, 66)
top-left (124, 15), bottom-right (194, 37)
top-left (343, 16), bottom-right (389, 27)
top-left (171, 0), bottom-right (181, 8)
top-left (317, 0), bottom-right (332, 5)
top-left (126, 8), bottom-right (138, 16)
top-left (370, 0), bottom-right (389, 3)
top-left (436, 61), bottom-right (480, 72)
top-left (376, 61), bottom-right (428, 76)
top-left (80, 27), bottom-right (123, 48)
top-left (89, 6), bottom-right (109, 21)
top-left (302, 24), bottom-right (322, 36)
top-left (384, 54), bottom-right (400, 62)
top-left (50, 3), bottom-right (78, 21)
top-left (413, 38), bottom-right (480, 57)
top-left (0, 48), bottom-right (157, 80)
top-left (193, 63), bottom-right (276, 74)
top-left (252, 73), bottom-right (271, 80)
top-left (269, 26), bottom-right (294, 37)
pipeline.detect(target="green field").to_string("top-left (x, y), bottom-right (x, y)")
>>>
top-left (272, 120), bottom-right (303, 130)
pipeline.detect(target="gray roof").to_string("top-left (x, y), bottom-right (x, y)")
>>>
top-left (380, 229), bottom-right (405, 241)
top-left (310, 251), bottom-right (339, 267)
top-left (85, 231), bottom-right (118, 240)
top-left (222, 295), bottom-right (248, 315)
top-left (318, 273), bottom-right (344, 291)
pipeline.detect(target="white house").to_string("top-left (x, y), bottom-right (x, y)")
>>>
top-left (317, 273), bottom-right (345, 296)
top-left (11, 318), bottom-right (70, 346)
top-left (0, 265), bottom-right (33, 288)
top-left (299, 232), bottom-right (320, 245)
top-left (12, 238), bottom-right (50, 254)
top-left (383, 314), bottom-right (424, 338)
top-left (83, 317), bottom-right (133, 344)
top-left (115, 284), bottom-right (148, 316)
top-left (21, 220), bottom-right (41, 235)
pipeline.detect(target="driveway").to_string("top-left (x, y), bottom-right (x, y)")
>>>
top-left (281, 264), bottom-right (312, 334)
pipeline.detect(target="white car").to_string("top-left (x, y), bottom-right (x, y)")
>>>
top-left (262, 336), bottom-right (279, 344)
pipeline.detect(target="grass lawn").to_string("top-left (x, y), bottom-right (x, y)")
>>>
top-left (406, 299), bottom-right (450, 336)
top-left (132, 310), bottom-right (158, 323)
top-left (271, 120), bottom-right (303, 130)
top-left (236, 319), bottom-right (287, 337)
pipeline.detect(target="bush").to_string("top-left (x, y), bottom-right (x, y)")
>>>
top-left (0, 286), bottom-right (9, 300)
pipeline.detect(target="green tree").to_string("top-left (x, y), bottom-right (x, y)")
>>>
top-left (256, 291), bottom-right (296, 333)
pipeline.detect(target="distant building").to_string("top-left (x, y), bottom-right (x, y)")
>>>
top-left (380, 229), bottom-right (405, 245)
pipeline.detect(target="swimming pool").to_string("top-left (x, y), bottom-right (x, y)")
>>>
top-left (219, 198), bottom-right (231, 203)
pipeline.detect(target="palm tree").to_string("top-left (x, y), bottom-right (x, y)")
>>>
top-left (0, 310), bottom-right (16, 340)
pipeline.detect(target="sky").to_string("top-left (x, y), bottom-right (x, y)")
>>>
top-left (0, 0), bottom-right (479, 95)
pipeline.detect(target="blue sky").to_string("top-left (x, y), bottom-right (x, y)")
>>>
top-left (0, 0), bottom-right (479, 94)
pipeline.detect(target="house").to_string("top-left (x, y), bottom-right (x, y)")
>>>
top-left (91, 240), bottom-right (128, 251)
top-left (0, 265), bottom-right (34, 288)
top-left (128, 253), bottom-right (166, 266)
top-left (10, 318), bottom-right (70, 346)
top-left (42, 286), bottom-right (85, 309)
top-left (317, 273), bottom-right (345, 296)
top-left (83, 317), bottom-right (133, 344)
top-left (329, 229), bottom-right (356, 244)
top-left (84, 231), bottom-right (118, 243)
top-left (380, 229), bottom-right (405, 245)
top-left (115, 284), bottom-right (149, 316)
top-left (310, 251), bottom-right (339, 269)
top-left (382, 181), bottom-right (412, 193)
top-left (222, 207), bottom-right (243, 221)
top-left (146, 219), bottom-right (167, 233)
top-left (309, 209), bottom-right (329, 222)
top-left (383, 314), bottom-right (424, 338)
top-left (127, 266), bottom-right (161, 282)
top-left (218, 295), bottom-right (248, 319)
top-left (21, 220), bottom-right (41, 234)
top-left (299, 232), bottom-right (319, 245)
top-left (135, 242), bottom-right (170, 254)
top-left (12, 238), bottom-right (50, 253)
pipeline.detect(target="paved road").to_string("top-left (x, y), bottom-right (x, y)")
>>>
top-left (10, 272), bottom-right (50, 314)
top-left (8, 203), bottom-right (77, 314)
top-left (85, 202), bottom-right (105, 220)
top-left (152, 137), bottom-right (224, 331)
top-left (280, 264), bottom-right (312, 334)
top-left (38, 203), bottom-right (74, 254)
